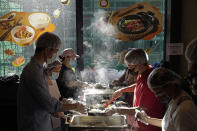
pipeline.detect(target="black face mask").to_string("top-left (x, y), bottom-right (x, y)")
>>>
top-left (185, 73), bottom-right (197, 85)
top-left (185, 73), bottom-right (197, 95)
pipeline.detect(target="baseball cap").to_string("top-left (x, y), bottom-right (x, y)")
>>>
top-left (60, 48), bottom-right (80, 59)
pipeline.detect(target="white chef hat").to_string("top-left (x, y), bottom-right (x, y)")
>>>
top-left (185, 37), bottom-right (197, 64)
top-left (147, 67), bottom-right (182, 90)
top-left (124, 48), bottom-right (149, 65)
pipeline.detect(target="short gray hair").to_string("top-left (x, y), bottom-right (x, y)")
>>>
top-left (124, 48), bottom-right (149, 65)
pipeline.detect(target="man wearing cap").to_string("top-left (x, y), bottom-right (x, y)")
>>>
top-left (17, 33), bottom-right (86, 131)
top-left (56, 48), bottom-right (91, 131)
top-left (57, 48), bottom-right (91, 99)
top-left (105, 48), bottom-right (163, 131)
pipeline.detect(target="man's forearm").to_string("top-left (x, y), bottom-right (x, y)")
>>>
top-left (121, 84), bottom-right (136, 93)
top-left (60, 103), bottom-right (77, 112)
top-left (116, 107), bottom-right (137, 115)
top-left (147, 117), bottom-right (162, 127)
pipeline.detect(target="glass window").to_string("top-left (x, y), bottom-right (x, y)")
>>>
top-left (0, 0), bottom-right (166, 77)
top-left (83, 0), bottom-right (165, 70)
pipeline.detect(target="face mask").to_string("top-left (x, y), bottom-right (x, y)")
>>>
top-left (47, 53), bottom-right (57, 64)
top-left (51, 72), bottom-right (59, 80)
top-left (185, 73), bottom-right (197, 95)
top-left (69, 59), bottom-right (76, 67)
top-left (157, 92), bottom-right (171, 104)
top-left (162, 95), bottom-right (171, 104)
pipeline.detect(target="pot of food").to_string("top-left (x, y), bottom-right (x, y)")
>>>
top-left (69, 115), bottom-right (127, 131)
top-left (87, 108), bottom-right (108, 116)
top-left (83, 88), bottom-right (114, 107)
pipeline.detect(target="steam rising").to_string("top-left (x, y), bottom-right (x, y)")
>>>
top-left (81, 9), bottom-right (125, 85)
top-left (85, 10), bottom-right (116, 37)
top-left (81, 67), bottom-right (124, 84)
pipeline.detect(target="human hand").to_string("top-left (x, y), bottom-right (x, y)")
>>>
top-left (74, 101), bottom-right (87, 114)
top-left (105, 107), bottom-right (117, 116)
top-left (112, 89), bottom-right (123, 99)
top-left (53, 112), bottom-right (65, 118)
top-left (82, 82), bottom-right (92, 88)
top-left (111, 80), bottom-right (119, 86)
top-left (62, 98), bottom-right (74, 104)
top-left (135, 109), bottom-right (149, 125)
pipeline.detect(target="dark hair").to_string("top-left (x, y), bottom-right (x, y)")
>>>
top-left (35, 32), bottom-right (61, 53)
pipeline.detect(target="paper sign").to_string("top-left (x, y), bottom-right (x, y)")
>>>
top-left (166, 43), bottom-right (184, 55)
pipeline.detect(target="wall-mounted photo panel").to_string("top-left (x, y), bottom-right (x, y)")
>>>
top-left (100, 2), bottom-right (162, 42)
top-left (0, 11), bottom-right (55, 47)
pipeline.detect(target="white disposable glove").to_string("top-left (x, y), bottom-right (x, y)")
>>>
top-left (135, 109), bottom-right (149, 125)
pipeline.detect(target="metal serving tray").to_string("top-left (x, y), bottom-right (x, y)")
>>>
top-left (69, 115), bottom-right (128, 128)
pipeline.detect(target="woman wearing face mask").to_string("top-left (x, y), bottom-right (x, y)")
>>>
top-left (46, 59), bottom-right (86, 131)
top-left (46, 60), bottom-right (65, 131)
top-left (136, 67), bottom-right (197, 131)
top-left (56, 48), bottom-right (91, 100)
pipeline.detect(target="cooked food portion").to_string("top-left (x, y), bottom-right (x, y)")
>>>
top-left (88, 108), bottom-right (107, 116)
top-left (95, 83), bottom-right (106, 89)
top-left (118, 15), bottom-right (146, 34)
top-left (12, 56), bottom-right (25, 67)
top-left (115, 101), bottom-right (127, 105)
top-left (4, 49), bottom-right (14, 56)
top-left (88, 108), bottom-right (105, 113)
top-left (89, 104), bottom-right (105, 110)
top-left (121, 19), bottom-right (144, 32)
top-left (14, 26), bottom-right (33, 39)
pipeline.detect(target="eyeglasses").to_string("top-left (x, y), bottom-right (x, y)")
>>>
top-left (48, 47), bottom-right (59, 52)
top-left (127, 64), bottom-right (138, 68)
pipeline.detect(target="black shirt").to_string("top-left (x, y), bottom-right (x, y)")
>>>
top-left (56, 64), bottom-right (82, 100)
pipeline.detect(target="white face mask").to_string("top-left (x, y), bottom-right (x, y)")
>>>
top-left (47, 53), bottom-right (57, 64)
top-left (51, 72), bottom-right (59, 80)
top-left (69, 59), bottom-right (76, 67)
